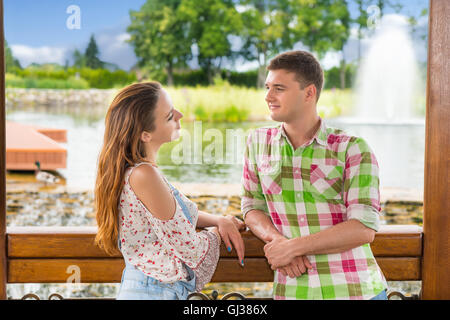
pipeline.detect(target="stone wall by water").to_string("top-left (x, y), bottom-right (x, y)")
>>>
top-left (6, 88), bottom-right (117, 108)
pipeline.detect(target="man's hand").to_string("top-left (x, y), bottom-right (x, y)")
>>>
top-left (264, 237), bottom-right (313, 274)
top-left (278, 255), bottom-right (313, 278)
top-left (264, 237), bottom-right (296, 269)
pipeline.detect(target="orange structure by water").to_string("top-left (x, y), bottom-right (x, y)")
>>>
top-left (6, 121), bottom-right (67, 170)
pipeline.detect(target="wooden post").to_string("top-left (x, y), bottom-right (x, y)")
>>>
top-left (0, 0), bottom-right (6, 301)
top-left (422, 0), bottom-right (450, 300)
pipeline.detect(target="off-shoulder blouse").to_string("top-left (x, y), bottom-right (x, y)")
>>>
top-left (118, 162), bottom-right (220, 291)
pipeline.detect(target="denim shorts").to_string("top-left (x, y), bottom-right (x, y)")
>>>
top-left (370, 289), bottom-right (388, 300)
top-left (116, 264), bottom-right (196, 300)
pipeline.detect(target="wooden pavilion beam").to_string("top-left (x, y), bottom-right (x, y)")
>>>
top-left (421, 0), bottom-right (450, 300)
top-left (0, 0), bottom-right (6, 301)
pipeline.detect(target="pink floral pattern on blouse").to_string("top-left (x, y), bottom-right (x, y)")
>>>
top-left (118, 162), bottom-right (220, 289)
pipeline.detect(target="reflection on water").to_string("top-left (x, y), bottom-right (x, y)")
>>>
top-left (6, 109), bottom-right (425, 191)
top-left (327, 119), bottom-right (425, 191)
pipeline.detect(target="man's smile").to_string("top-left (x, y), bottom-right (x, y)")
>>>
top-left (269, 104), bottom-right (281, 110)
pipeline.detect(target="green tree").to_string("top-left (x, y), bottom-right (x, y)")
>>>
top-left (127, 0), bottom-right (192, 85)
top-left (5, 40), bottom-right (21, 72)
top-left (374, 0), bottom-right (403, 16)
top-left (290, 0), bottom-right (351, 89)
top-left (352, 0), bottom-right (370, 62)
top-left (178, 0), bottom-right (243, 85)
top-left (238, 0), bottom-right (293, 87)
top-left (85, 34), bottom-right (104, 69)
top-left (72, 48), bottom-right (86, 68)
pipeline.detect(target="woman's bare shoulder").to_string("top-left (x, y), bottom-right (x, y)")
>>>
top-left (129, 164), bottom-right (176, 221)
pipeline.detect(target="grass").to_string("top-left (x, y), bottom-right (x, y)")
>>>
top-left (166, 83), bottom-right (264, 122)
top-left (166, 84), bottom-right (354, 122)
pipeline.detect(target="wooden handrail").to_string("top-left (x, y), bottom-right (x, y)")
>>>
top-left (5, 225), bottom-right (422, 284)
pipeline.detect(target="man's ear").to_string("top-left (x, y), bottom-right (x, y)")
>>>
top-left (305, 84), bottom-right (317, 101)
top-left (140, 131), bottom-right (152, 143)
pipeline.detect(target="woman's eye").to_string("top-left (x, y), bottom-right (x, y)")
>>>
top-left (168, 114), bottom-right (174, 121)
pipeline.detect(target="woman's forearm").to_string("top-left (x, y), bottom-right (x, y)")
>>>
top-left (196, 211), bottom-right (222, 228)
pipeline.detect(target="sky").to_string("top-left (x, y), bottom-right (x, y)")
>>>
top-left (4, 0), bottom-right (429, 71)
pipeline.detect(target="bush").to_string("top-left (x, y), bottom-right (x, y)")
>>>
top-left (78, 68), bottom-right (137, 88)
top-left (7, 67), bottom-right (137, 89)
top-left (155, 69), bottom-right (259, 88)
top-left (5, 73), bottom-right (89, 89)
top-left (323, 63), bottom-right (357, 89)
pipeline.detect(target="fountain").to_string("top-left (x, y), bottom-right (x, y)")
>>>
top-left (326, 14), bottom-right (427, 190)
top-left (352, 14), bottom-right (424, 125)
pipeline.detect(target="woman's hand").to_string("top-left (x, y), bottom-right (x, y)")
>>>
top-left (208, 226), bottom-right (222, 242)
top-left (217, 215), bottom-right (245, 267)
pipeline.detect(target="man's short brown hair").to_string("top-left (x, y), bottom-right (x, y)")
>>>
top-left (267, 50), bottom-right (324, 101)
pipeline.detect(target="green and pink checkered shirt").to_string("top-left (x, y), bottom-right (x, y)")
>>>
top-left (241, 118), bottom-right (388, 300)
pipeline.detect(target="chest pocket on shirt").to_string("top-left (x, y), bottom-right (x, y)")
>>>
top-left (309, 162), bottom-right (343, 200)
top-left (257, 156), bottom-right (282, 195)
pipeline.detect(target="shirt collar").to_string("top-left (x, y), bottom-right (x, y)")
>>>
top-left (275, 117), bottom-right (328, 147)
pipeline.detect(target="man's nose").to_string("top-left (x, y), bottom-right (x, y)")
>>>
top-left (265, 89), bottom-right (274, 102)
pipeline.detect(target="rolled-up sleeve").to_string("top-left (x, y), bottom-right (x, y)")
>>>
top-left (241, 131), bottom-right (269, 219)
top-left (344, 137), bottom-right (381, 232)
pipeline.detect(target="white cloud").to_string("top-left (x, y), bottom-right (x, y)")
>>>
top-left (10, 28), bottom-right (138, 71)
top-left (95, 29), bottom-right (137, 70)
top-left (10, 44), bottom-right (68, 67)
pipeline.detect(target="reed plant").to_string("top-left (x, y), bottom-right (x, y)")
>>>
top-left (166, 84), bottom-right (353, 122)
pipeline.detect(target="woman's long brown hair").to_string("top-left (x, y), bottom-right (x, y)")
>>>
top-left (94, 81), bottom-right (161, 255)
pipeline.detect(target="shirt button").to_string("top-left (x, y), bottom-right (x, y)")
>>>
top-left (296, 193), bottom-right (301, 198)
top-left (300, 217), bottom-right (305, 222)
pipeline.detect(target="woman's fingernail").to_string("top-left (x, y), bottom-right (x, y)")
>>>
top-left (227, 246), bottom-right (231, 252)
top-left (241, 259), bottom-right (244, 266)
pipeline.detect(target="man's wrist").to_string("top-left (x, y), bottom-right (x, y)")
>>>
top-left (270, 233), bottom-right (285, 242)
top-left (287, 236), bottom-right (305, 257)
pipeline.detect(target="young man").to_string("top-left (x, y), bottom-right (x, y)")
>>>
top-left (241, 51), bottom-right (388, 300)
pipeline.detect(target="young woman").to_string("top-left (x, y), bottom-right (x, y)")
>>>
top-left (94, 81), bottom-right (245, 300)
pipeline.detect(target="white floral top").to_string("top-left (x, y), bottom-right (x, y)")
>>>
top-left (118, 162), bottom-right (220, 290)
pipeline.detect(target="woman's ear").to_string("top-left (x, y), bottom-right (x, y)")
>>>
top-left (140, 131), bottom-right (152, 143)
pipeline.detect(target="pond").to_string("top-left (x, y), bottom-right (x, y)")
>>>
top-left (6, 109), bottom-right (425, 192)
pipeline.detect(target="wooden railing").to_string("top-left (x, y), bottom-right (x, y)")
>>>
top-left (4, 224), bottom-right (422, 299)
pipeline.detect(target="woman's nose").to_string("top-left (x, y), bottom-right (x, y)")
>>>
top-left (175, 109), bottom-right (183, 120)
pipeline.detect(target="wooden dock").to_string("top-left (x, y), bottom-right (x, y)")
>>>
top-left (6, 121), bottom-right (67, 171)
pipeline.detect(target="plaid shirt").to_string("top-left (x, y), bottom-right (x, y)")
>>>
top-left (241, 118), bottom-right (388, 300)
